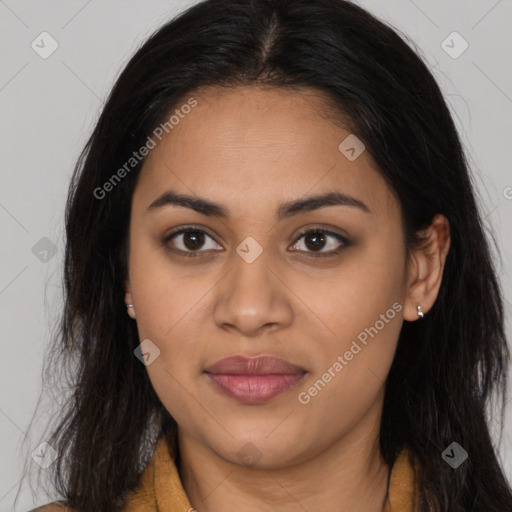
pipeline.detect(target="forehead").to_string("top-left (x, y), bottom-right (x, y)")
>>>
top-left (133, 85), bottom-right (398, 219)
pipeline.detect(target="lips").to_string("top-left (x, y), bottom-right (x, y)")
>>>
top-left (204, 355), bottom-right (307, 404)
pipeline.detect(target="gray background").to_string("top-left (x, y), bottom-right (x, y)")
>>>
top-left (0, 0), bottom-right (511, 510)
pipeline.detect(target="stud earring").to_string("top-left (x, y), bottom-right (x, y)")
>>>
top-left (417, 305), bottom-right (424, 318)
top-left (126, 304), bottom-right (136, 319)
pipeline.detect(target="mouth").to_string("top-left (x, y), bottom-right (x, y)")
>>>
top-left (204, 355), bottom-right (307, 404)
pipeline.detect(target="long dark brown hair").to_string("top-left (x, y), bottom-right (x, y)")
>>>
top-left (23, 0), bottom-right (512, 510)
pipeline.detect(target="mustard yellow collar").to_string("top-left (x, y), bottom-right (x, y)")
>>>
top-left (123, 438), bottom-right (419, 512)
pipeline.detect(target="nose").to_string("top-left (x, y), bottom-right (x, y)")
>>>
top-left (212, 247), bottom-right (294, 337)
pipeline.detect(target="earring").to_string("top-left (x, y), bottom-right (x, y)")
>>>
top-left (126, 304), bottom-right (136, 319)
top-left (417, 305), bottom-right (424, 318)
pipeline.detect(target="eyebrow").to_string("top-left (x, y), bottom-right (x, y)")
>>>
top-left (147, 189), bottom-right (371, 219)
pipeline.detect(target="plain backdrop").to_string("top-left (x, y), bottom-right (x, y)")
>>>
top-left (0, 0), bottom-right (511, 510)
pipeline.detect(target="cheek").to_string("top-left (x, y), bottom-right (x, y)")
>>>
top-left (132, 267), bottom-right (210, 430)
top-left (128, 233), bottom-right (206, 339)
top-left (295, 282), bottom-right (403, 441)
top-left (145, 360), bottom-right (211, 438)
top-left (297, 238), bottom-right (405, 346)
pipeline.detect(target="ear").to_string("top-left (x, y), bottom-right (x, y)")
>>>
top-left (403, 214), bottom-right (450, 321)
top-left (125, 279), bottom-right (136, 319)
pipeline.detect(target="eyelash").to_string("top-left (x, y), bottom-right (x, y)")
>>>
top-left (162, 226), bottom-right (350, 259)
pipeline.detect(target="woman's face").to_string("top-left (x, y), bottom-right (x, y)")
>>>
top-left (126, 85), bottom-right (414, 467)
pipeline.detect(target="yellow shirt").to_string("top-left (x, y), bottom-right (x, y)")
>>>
top-left (34, 438), bottom-right (419, 511)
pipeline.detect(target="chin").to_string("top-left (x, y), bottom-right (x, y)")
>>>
top-left (209, 425), bottom-right (311, 468)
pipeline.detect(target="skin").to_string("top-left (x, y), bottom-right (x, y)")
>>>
top-left (124, 85), bottom-right (450, 512)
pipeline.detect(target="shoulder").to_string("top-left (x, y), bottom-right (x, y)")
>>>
top-left (28, 501), bottom-right (75, 512)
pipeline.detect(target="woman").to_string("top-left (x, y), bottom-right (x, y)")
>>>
top-left (29, 0), bottom-right (512, 510)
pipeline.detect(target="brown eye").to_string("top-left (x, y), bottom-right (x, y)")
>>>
top-left (163, 228), bottom-right (223, 256)
top-left (304, 231), bottom-right (327, 251)
top-left (182, 230), bottom-right (206, 250)
top-left (290, 229), bottom-right (349, 257)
